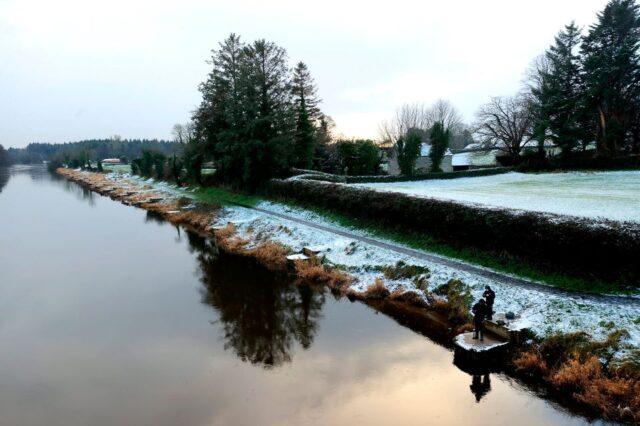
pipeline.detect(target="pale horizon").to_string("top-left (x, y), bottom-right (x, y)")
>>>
top-left (1, 0), bottom-right (609, 148)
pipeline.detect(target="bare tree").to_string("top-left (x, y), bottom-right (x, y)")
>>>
top-left (425, 99), bottom-right (463, 133)
top-left (474, 95), bottom-right (535, 159)
top-left (522, 54), bottom-right (551, 96)
top-left (172, 122), bottom-right (196, 145)
top-left (378, 103), bottom-right (429, 144)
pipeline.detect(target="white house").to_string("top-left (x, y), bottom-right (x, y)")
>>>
top-left (384, 143), bottom-right (453, 175)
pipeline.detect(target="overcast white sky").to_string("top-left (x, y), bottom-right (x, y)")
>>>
top-left (1, 0), bottom-right (609, 148)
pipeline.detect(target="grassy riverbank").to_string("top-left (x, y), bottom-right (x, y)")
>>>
top-left (56, 167), bottom-right (640, 423)
top-left (188, 184), bottom-right (630, 295)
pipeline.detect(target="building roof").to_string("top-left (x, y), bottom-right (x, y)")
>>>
top-left (420, 143), bottom-right (452, 157)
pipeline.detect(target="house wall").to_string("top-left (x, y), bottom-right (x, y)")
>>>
top-left (387, 155), bottom-right (452, 175)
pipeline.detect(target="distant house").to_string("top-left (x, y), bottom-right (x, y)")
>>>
top-left (383, 143), bottom-right (453, 175)
top-left (102, 158), bottom-right (121, 164)
top-left (452, 150), bottom-right (498, 171)
top-left (451, 141), bottom-right (562, 171)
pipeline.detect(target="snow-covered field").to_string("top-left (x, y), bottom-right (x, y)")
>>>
top-left (102, 171), bottom-right (640, 349)
top-left (355, 171), bottom-right (640, 223)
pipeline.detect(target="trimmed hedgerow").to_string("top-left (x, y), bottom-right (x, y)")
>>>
top-left (266, 178), bottom-right (640, 285)
top-left (344, 167), bottom-right (511, 183)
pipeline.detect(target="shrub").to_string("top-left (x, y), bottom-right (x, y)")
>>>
top-left (336, 139), bottom-right (381, 175)
top-left (433, 279), bottom-right (472, 324)
top-left (381, 261), bottom-right (429, 280)
top-left (344, 167), bottom-right (510, 183)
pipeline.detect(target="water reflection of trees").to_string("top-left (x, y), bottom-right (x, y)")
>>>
top-left (0, 168), bottom-right (8, 194)
top-left (188, 232), bottom-right (325, 368)
top-left (56, 178), bottom-right (96, 206)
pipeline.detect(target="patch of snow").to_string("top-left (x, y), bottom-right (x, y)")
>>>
top-left (355, 171), bottom-right (640, 223)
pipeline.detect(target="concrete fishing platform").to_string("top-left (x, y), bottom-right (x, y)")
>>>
top-left (454, 332), bottom-right (509, 353)
top-left (453, 332), bottom-right (509, 364)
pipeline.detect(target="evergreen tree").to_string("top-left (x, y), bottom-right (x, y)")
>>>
top-left (533, 23), bottom-right (585, 157)
top-left (194, 33), bottom-right (245, 176)
top-left (237, 39), bottom-right (294, 188)
top-left (193, 35), bottom-right (298, 189)
top-left (313, 116), bottom-right (338, 172)
top-left (0, 144), bottom-right (8, 166)
top-left (291, 62), bottom-right (321, 169)
top-left (581, 0), bottom-right (640, 155)
top-left (429, 122), bottom-right (450, 172)
top-left (396, 130), bottom-right (422, 176)
top-left (336, 139), bottom-right (380, 175)
top-left (294, 99), bottom-right (315, 169)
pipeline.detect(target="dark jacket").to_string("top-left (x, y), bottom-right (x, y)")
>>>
top-left (472, 301), bottom-right (487, 323)
top-left (483, 288), bottom-right (495, 306)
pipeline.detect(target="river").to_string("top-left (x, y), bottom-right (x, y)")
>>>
top-left (0, 165), bottom-right (598, 425)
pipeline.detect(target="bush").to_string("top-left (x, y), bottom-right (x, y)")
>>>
top-left (344, 167), bottom-right (510, 183)
top-left (433, 279), bottom-right (472, 324)
top-left (266, 178), bottom-right (640, 285)
top-left (396, 130), bottom-right (422, 176)
top-left (336, 139), bottom-right (381, 175)
top-left (381, 261), bottom-right (429, 280)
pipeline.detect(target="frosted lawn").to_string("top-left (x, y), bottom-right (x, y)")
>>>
top-left (355, 171), bottom-right (640, 223)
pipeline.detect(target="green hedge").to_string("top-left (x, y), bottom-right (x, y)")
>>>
top-left (344, 167), bottom-right (511, 184)
top-left (267, 179), bottom-right (640, 285)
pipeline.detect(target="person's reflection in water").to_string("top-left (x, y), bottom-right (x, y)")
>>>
top-left (188, 232), bottom-right (325, 368)
top-left (469, 374), bottom-right (492, 402)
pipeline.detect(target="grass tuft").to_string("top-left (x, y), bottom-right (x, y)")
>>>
top-left (363, 278), bottom-right (391, 299)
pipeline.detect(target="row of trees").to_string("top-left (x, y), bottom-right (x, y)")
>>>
top-left (10, 137), bottom-right (180, 165)
top-left (380, 100), bottom-right (460, 175)
top-left (0, 145), bottom-right (8, 167)
top-left (475, 0), bottom-right (640, 161)
top-left (127, 0), bottom-right (638, 186)
top-left (180, 34), bottom-right (332, 189)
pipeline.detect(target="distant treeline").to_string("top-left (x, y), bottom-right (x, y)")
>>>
top-left (0, 145), bottom-right (8, 167)
top-left (7, 138), bottom-right (181, 165)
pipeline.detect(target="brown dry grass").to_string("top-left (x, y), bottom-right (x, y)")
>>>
top-left (550, 356), bottom-right (638, 420)
top-left (295, 258), bottom-right (354, 290)
top-left (513, 335), bottom-right (640, 422)
top-left (246, 242), bottom-right (290, 271)
top-left (214, 223), bottom-right (237, 239)
top-left (514, 350), bottom-right (549, 376)
top-left (389, 289), bottom-right (429, 308)
top-left (363, 278), bottom-right (390, 300)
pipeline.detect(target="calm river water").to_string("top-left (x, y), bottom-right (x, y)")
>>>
top-left (0, 166), bottom-right (598, 425)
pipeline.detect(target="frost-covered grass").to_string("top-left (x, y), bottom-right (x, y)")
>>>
top-left (98, 172), bottom-right (640, 348)
top-left (213, 201), bottom-right (640, 348)
top-left (102, 164), bottom-right (131, 174)
top-left (355, 171), bottom-right (640, 223)
top-left (85, 171), bottom-right (640, 348)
